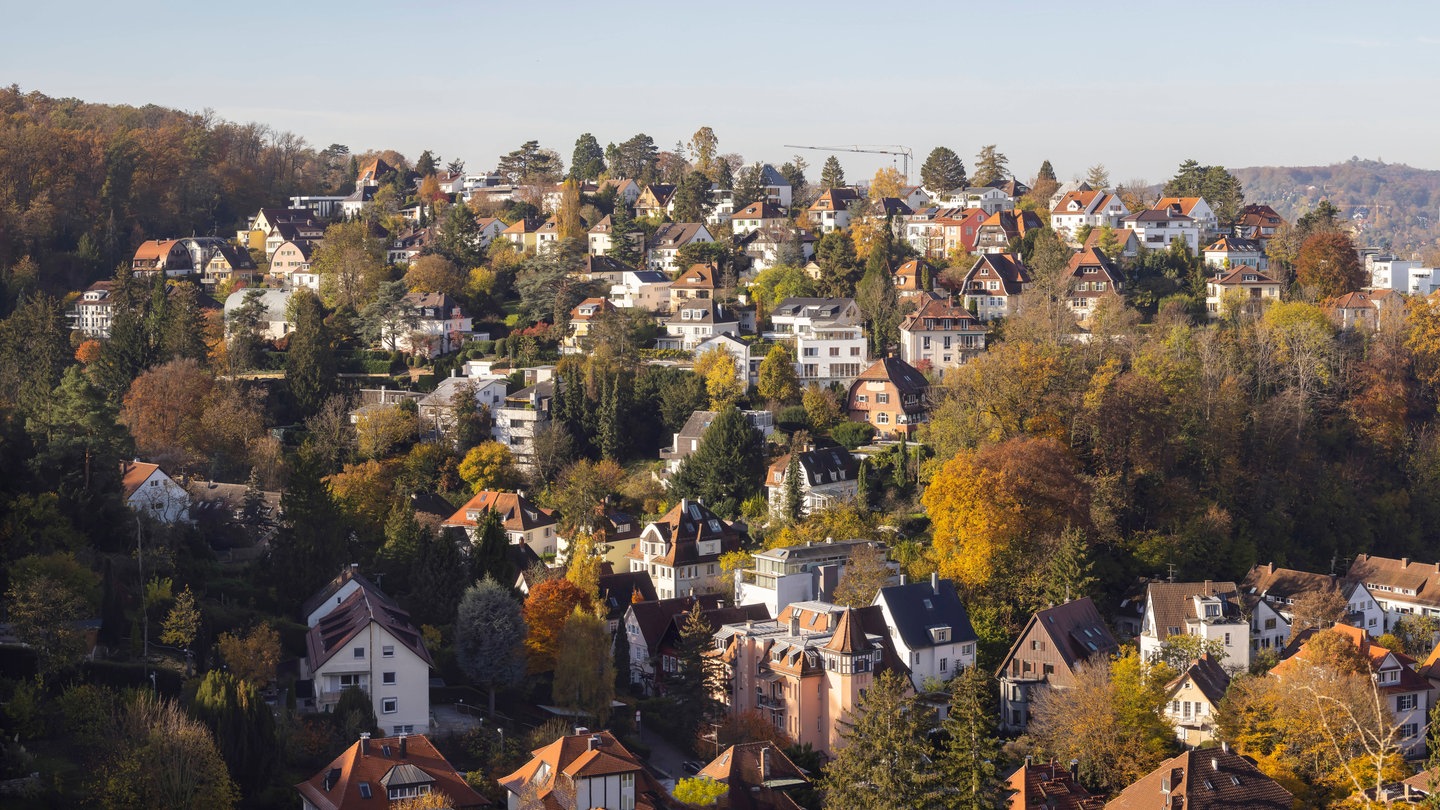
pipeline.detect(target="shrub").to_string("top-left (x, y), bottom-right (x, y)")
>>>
top-left (831, 420), bottom-right (875, 450)
top-left (776, 405), bottom-right (809, 433)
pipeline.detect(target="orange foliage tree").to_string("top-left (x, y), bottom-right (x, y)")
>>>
top-left (523, 578), bottom-right (590, 673)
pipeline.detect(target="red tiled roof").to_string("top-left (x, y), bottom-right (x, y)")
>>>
top-left (120, 461), bottom-right (162, 499)
top-left (1106, 749), bottom-right (1291, 810)
top-left (499, 731), bottom-right (672, 810)
top-left (295, 734), bottom-right (488, 810)
top-left (442, 491), bottom-right (556, 532)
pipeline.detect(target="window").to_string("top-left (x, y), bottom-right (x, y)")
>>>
top-left (620, 773), bottom-right (636, 810)
top-left (382, 698), bottom-right (397, 714)
top-left (1264, 618), bottom-right (1276, 630)
top-left (876, 412), bottom-right (889, 424)
top-left (382, 645), bottom-right (395, 658)
top-left (940, 658), bottom-right (948, 671)
top-left (383, 672), bottom-right (396, 685)
top-left (876, 393), bottom-right (890, 404)
top-left (338, 674), bottom-right (364, 688)
top-left (1398, 694), bottom-right (1419, 712)
top-left (393, 724), bottom-right (414, 734)
top-left (354, 647), bottom-right (365, 659)
top-left (1402, 723), bottom-right (1420, 739)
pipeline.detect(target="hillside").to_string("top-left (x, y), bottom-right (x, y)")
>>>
top-left (1231, 158), bottom-right (1440, 256)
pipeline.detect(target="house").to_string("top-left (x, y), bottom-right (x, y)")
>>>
top-left (1368, 254), bottom-right (1440, 295)
top-left (1083, 226), bottom-right (1141, 260)
top-left (304, 584), bottom-right (432, 734)
top-left (608, 268), bottom-right (672, 312)
top-left (696, 741), bottom-right (811, 810)
top-left (1050, 190), bottom-right (1129, 242)
top-left (767, 297), bottom-right (867, 386)
top-left (1326, 289), bottom-right (1406, 331)
top-left (730, 201), bottom-right (789, 237)
top-left (1163, 655), bottom-right (1231, 746)
top-left (922, 207), bottom-right (988, 257)
top-left (500, 217), bottom-right (543, 253)
top-left (891, 258), bottom-right (935, 300)
top-left (1347, 554), bottom-right (1440, 633)
top-left (659, 301), bottom-right (740, 351)
top-left (898, 293), bottom-right (987, 375)
top-left (714, 602), bottom-right (907, 757)
top-left (1005, 760), bottom-right (1104, 810)
top-left (736, 225), bottom-right (815, 273)
top-left (564, 297), bottom-right (616, 354)
top-left (873, 196), bottom-right (914, 219)
top-left (1202, 235), bottom-right (1267, 272)
top-left (1275, 624), bottom-right (1434, 757)
top-left (935, 186), bottom-right (1012, 214)
top-left (416, 374), bottom-right (508, 439)
top-left (264, 218), bottom-right (327, 259)
top-left (652, 603), bottom-right (773, 696)
top-left (758, 164), bottom-right (793, 207)
top-left (627, 499), bottom-right (743, 599)
top-left (225, 288), bottom-right (292, 340)
top-left (1064, 247), bottom-right (1124, 325)
top-left (1123, 203), bottom-right (1204, 253)
top-left (387, 228), bottom-right (433, 266)
top-left (121, 461), bottom-right (190, 523)
top-left (131, 239), bottom-right (196, 276)
top-left (807, 187), bottom-right (862, 233)
top-left (1104, 748), bottom-right (1293, 809)
top-left (491, 378), bottom-right (555, 472)
top-left (1235, 203), bottom-right (1285, 243)
top-left (394, 292), bottom-right (471, 357)
top-left (303, 565), bottom-right (389, 628)
top-left (658, 408), bottom-right (774, 479)
top-left (442, 491), bottom-right (559, 558)
top-left (1154, 196), bottom-right (1219, 234)
top-left (623, 594), bottom-right (727, 692)
top-left (997, 598), bottom-right (1119, 732)
top-left (873, 573), bottom-right (979, 687)
top-left (1205, 268), bottom-right (1282, 319)
top-left (596, 570), bottom-right (657, 633)
top-left (500, 729), bottom-right (675, 810)
top-left (692, 334), bottom-right (757, 387)
top-left (634, 184), bottom-right (677, 220)
top-left (734, 538), bottom-right (893, 617)
top-left (270, 239), bottom-right (316, 280)
top-left (70, 281), bottom-right (116, 337)
top-left (296, 733), bottom-right (489, 810)
top-left (669, 262), bottom-right (720, 309)
top-left (960, 252), bottom-right (1031, 321)
top-left (646, 223), bottom-right (713, 273)
top-left (1138, 581), bottom-right (1251, 672)
top-left (764, 447), bottom-right (860, 519)
top-left (1237, 562), bottom-right (1349, 654)
top-left (240, 206), bottom-right (316, 251)
top-left (975, 210), bottom-right (1044, 253)
top-left (845, 356), bottom-right (929, 439)
top-left (588, 214), bottom-right (616, 256)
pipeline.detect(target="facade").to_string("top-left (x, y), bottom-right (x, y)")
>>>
top-left (898, 293), bottom-right (987, 374)
top-left (764, 447), bottom-right (860, 519)
top-left (766, 297), bottom-right (867, 386)
top-left (960, 253), bottom-right (1031, 321)
top-left (713, 602), bottom-right (905, 757)
top-left (997, 598), bottom-right (1119, 732)
top-left (441, 490), bottom-right (559, 558)
top-left (1138, 581), bottom-right (1251, 672)
top-left (1124, 203), bottom-right (1204, 253)
top-left (623, 594), bottom-right (727, 692)
top-left (1106, 749), bottom-right (1293, 810)
top-left (893, 258), bottom-right (936, 300)
top-left (975, 209), bottom-right (1043, 253)
top-left (1064, 247), bottom-right (1124, 325)
top-left (416, 374), bottom-right (507, 438)
top-left (935, 186), bottom-right (1012, 214)
top-left (1347, 554), bottom-right (1440, 632)
top-left (658, 408), bottom-right (773, 478)
top-left (1154, 196), bottom-right (1219, 234)
top-left (668, 262), bottom-right (720, 310)
top-left (398, 292), bottom-right (471, 357)
top-left (845, 356), bottom-right (929, 439)
top-left (1050, 190), bottom-right (1128, 242)
top-left (70, 281), bottom-right (116, 337)
top-left (807, 187), bottom-right (861, 233)
top-left (304, 586), bottom-right (432, 734)
top-left (646, 222), bottom-right (713, 273)
top-left (1326, 289), bottom-right (1405, 331)
top-left (730, 200), bottom-right (789, 237)
top-left (1368, 254), bottom-right (1440, 294)
top-left (1205, 268), bottom-right (1281, 319)
top-left (659, 300), bottom-right (740, 351)
top-left (873, 574), bottom-right (979, 687)
top-left (499, 730), bottom-right (674, 810)
top-left (634, 184), bottom-right (676, 220)
top-left (563, 296), bottom-right (616, 354)
top-left (1203, 235), bottom-right (1267, 271)
top-left (607, 269), bottom-right (672, 311)
top-left (269, 239), bottom-right (316, 279)
top-left (758, 164), bottom-right (793, 207)
top-left (1163, 655), bottom-right (1231, 746)
top-left (735, 538), bottom-right (891, 617)
top-left (627, 499), bottom-right (744, 599)
top-left (1235, 203), bottom-right (1285, 243)
top-left (296, 734), bottom-right (488, 810)
top-left (491, 378), bottom-right (554, 472)
top-left (121, 461), bottom-right (190, 523)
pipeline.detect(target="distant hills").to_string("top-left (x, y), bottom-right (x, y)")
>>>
top-left (1230, 159), bottom-right (1440, 255)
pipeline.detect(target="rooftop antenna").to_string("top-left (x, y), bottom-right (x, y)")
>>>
top-left (1166, 562), bottom-right (1177, 583)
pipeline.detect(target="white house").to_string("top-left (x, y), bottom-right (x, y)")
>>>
top-left (960, 253), bottom-right (1031, 322)
top-left (1368, 254), bottom-right (1440, 295)
top-left (806, 188), bottom-right (861, 233)
top-left (1155, 196), bottom-right (1218, 234)
top-left (1123, 204), bottom-right (1205, 253)
top-left (1163, 655), bottom-right (1231, 746)
top-left (607, 269), bottom-right (672, 312)
top-left (121, 461), bottom-right (190, 523)
top-left (304, 583), bottom-right (432, 735)
top-left (658, 301), bottom-right (740, 351)
top-left (1347, 554), bottom-right (1440, 633)
top-left (1206, 268), bottom-right (1282, 319)
top-left (224, 288), bottom-right (292, 341)
top-left (735, 538), bottom-right (893, 617)
top-left (627, 499), bottom-right (743, 599)
top-left (898, 294), bottom-right (987, 375)
top-left (1203, 235), bottom-right (1267, 271)
top-left (416, 373), bottom-right (507, 439)
top-left (490, 377), bottom-right (554, 473)
top-left (934, 186), bottom-right (1012, 214)
top-left (70, 281), bottom-right (116, 337)
top-left (693, 334), bottom-right (757, 387)
top-left (1050, 190), bottom-right (1128, 243)
top-left (759, 164), bottom-right (793, 208)
top-left (441, 490), bottom-right (560, 558)
top-left (765, 447), bottom-right (860, 519)
top-left (1138, 581), bottom-right (1251, 673)
top-left (766, 297), bottom-right (867, 387)
top-left (873, 574), bottom-right (979, 687)
top-left (398, 293), bottom-right (472, 357)
top-left (730, 201), bottom-right (789, 237)
top-left (646, 223), bottom-right (713, 273)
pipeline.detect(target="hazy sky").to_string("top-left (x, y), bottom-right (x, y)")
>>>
top-left (5, 1), bottom-right (1439, 184)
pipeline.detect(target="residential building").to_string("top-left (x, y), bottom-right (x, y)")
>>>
top-left (1105, 749), bottom-right (1293, 810)
top-left (602, 178), bottom-right (643, 207)
top-left (873, 574), bottom-right (979, 687)
top-left (934, 186), bottom-right (1012, 214)
top-left (714, 602), bottom-right (906, 757)
top-left (766, 297), bottom-right (867, 386)
top-left (577, 254), bottom-right (636, 284)
top-left (764, 447), bottom-right (860, 519)
top-left (70, 281), bottom-right (116, 337)
top-left (1064, 247), bottom-right (1124, 325)
top-left (296, 734), bottom-right (489, 810)
top-left (270, 239), bottom-right (316, 280)
top-left (224, 288), bottom-right (292, 340)
top-left (658, 408), bottom-right (774, 478)
top-left (1154, 196), bottom-right (1219, 235)
top-left (241, 206), bottom-right (318, 251)
top-left (669, 263), bottom-right (720, 310)
top-left (1347, 554), bottom-right (1440, 631)
top-left (1202, 235), bottom-right (1267, 271)
top-left (1163, 655), bottom-right (1231, 746)
top-left (807, 187), bottom-right (862, 233)
top-left (1083, 226), bottom-right (1141, 260)
top-left (1235, 203), bottom-right (1285, 243)
top-left (730, 200), bottom-right (789, 237)
top-left (634, 184), bottom-right (676, 220)
top-left (960, 252), bottom-right (1031, 321)
top-left (1237, 562), bottom-right (1344, 654)
top-left (623, 594), bottom-right (727, 692)
top-left (302, 565), bottom-right (385, 628)
top-left (1205, 268), bottom-right (1282, 319)
top-left (1138, 581), bottom-right (1251, 672)
top-left (696, 742), bottom-right (811, 810)
top-left (416, 374), bottom-right (508, 439)
top-left (1004, 760), bottom-right (1104, 810)
top-left (564, 296), bottom-right (616, 354)
top-left (1325, 289), bottom-right (1406, 331)
top-left (121, 461), bottom-right (190, 523)
top-left (893, 258), bottom-right (936, 300)
top-left (735, 538), bottom-right (893, 617)
top-left (1124, 203), bottom-right (1204, 253)
top-left (131, 239), bottom-right (196, 276)
top-left (490, 378), bottom-right (554, 472)
top-left (646, 223), bottom-right (714, 273)
top-left (1368, 254), bottom-right (1440, 294)
top-left (303, 584), bottom-right (432, 734)
top-left (933, 207), bottom-right (988, 256)
top-left (758, 164), bottom-right (793, 208)
top-left (627, 499), bottom-right (744, 599)
top-left (442, 490), bottom-right (559, 558)
top-left (737, 225), bottom-right (816, 273)
top-left (658, 300), bottom-right (740, 351)
top-left (596, 570), bottom-right (657, 634)
top-left (974, 210), bottom-right (1043, 253)
top-left (500, 217), bottom-right (543, 253)
top-left (394, 292), bottom-right (471, 357)
top-left (898, 293), bottom-right (987, 374)
top-left (997, 598), bottom-right (1119, 732)
top-left (845, 356), bottom-right (929, 439)
top-left (692, 334), bottom-right (757, 387)
top-left (499, 730), bottom-right (675, 810)
top-left (264, 218), bottom-right (326, 259)
top-left (1050, 190), bottom-right (1128, 242)
top-left (608, 269), bottom-right (672, 312)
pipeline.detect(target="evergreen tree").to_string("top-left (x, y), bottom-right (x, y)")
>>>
top-left (731, 163), bottom-right (765, 210)
top-left (416, 150), bottom-right (438, 177)
top-left (268, 446), bottom-right (347, 600)
top-left (814, 231), bottom-right (861, 298)
top-left (782, 452), bottom-right (803, 524)
top-left (856, 458), bottom-right (871, 508)
top-left (0, 291), bottom-right (72, 414)
top-left (455, 575), bottom-right (526, 715)
top-left (25, 366), bottom-right (131, 519)
top-left (780, 157), bottom-right (808, 200)
top-left (224, 288), bottom-right (267, 373)
top-left (614, 612), bottom-right (633, 693)
top-left (162, 281), bottom-right (209, 363)
top-left (971, 145), bottom-right (1010, 187)
top-left (820, 156), bottom-right (846, 189)
top-left (855, 239), bottom-right (899, 356)
top-left (607, 194), bottom-right (642, 266)
top-left (941, 666), bottom-right (1005, 810)
top-left (193, 670), bottom-right (278, 797)
top-left (1043, 525), bottom-right (1097, 606)
top-left (671, 170), bottom-right (713, 223)
top-left (1163, 159), bottom-right (1207, 197)
top-left (818, 671), bottom-right (945, 810)
top-left (570, 133), bottom-right (605, 181)
top-left (920, 147), bottom-right (967, 192)
top-left (598, 374), bottom-right (623, 461)
top-left (285, 290), bottom-right (335, 417)
top-left (92, 268), bottom-right (161, 399)
top-left (436, 201), bottom-right (485, 268)
top-left (471, 507), bottom-right (516, 586)
top-left (407, 527), bottom-right (470, 627)
top-left (375, 500), bottom-right (424, 595)
top-left (670, 405), bottom-right (764, 517)
top-left (1036, 160), bottom-right (1057, 183)
top-left (669, 602), bottom-right (727, 745)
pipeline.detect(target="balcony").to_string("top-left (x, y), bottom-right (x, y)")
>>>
top-left (756, 693), bottom-right (785, 710)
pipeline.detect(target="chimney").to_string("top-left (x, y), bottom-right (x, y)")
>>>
top-left (360, 732), bottom-right (370, 757)
top-left (1402, 557), bottom-right (1410, 568)
top-left (574, 726), bottom-right (589, 737)
top-left (899, 574), bottom-right (907, 586)
top-left (789, 613), bottom-right (800, 636)
top-left (1267, 562), bottom-right (1275, 574)
top-left (931, 572), bottom-right (940, 595)
top-left (1221, 741), bottom-right (1229, 753)
top-left (761, 746), bottom-right (771, 779)
top-left (588, 734), bottom-right (602, 751)
top-left (1203, 579), bottom-right (1212, 594)
top-left (1211, 757), bottom-right (1219, 771)
top-left (1025, 755), bottom-right (1033, 768)
top-left (399, 734), bottom-right (407, 758)
top-left (1069, 759), bottom-right (1079, 784)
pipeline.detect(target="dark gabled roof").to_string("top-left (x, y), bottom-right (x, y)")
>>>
top-left (627, 594), bottom-right (727, 652)
top-left (1106, 749), bottom-right (1292, 810)
top-left (597, 571), bottom-right (658, 621)
top-left (766, 447), bottom-right (860, 489)
top-left (964, 252), bottom-right (1031, 294)
top-left (771, 297), bottom-right (854, 320)
top-left (579, 254), bottom-right (635, 276)
top-left (659, 603), bottom-right (771, 652)
top-left (1167, 654), bottom-right (1232, 706)
top-left (1347, 554), bottom-right (1440, 608)
top-left (666, 301), bottom-right (737, 325)
top-left (305, 587), bottom-right (432, 669)
top-left (301, 567), bottom-right (397, 623)
top-left (698, 741), bottom-right (809, 810)
top-left (997, 598), bottom-right (1118, 679)
top-left (759, 164), bottom-right (789, 187)
top-left (1240, 563), bottom-right (1340, 602)
top-left (875, 578), bottom-right (978, 651)
top-left (898, 294), bottom-right (985, 333)
top-left (854, 356), bottom-right (928, 396)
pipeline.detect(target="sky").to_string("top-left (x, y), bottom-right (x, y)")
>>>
top-left (4, 1), bottom-right (1439, 185)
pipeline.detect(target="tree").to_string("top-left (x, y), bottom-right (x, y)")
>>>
top-left (314, 220), bottom-right (388, 311)
top-left (163, 281), bottom-right (210, 363)
top-left (869, 167), bottom-right (905, 200)
top-left (570, 133), bottom-right (605, 181)
top-left (920, 147), bottom-right (967, 192)
top-left (671, 170), bottom-right (713, 223)
top-left (268, 447), bottom-right (347, 598)
top-left (0, 291), bottom-right (72, 413)
top-left (831, 544), bottom-right (892, 608)
top-left (673, 777), bottom-right (727, 806)
top-left (694, 345), bottom-right (744, 409)
top-left (687, 126), bottom-right (721, 180)
top-left (355, 402), bottom-right (419, 459)
top-left (160, 585), bottom-right (200, 650)
top-left (5, 553), bottom-right (97, 683)
top-left (613, 133), bottom-right (660, 181)
top-left (434, 201), bottom-right (485, 268)
top-left (552, 609), bottom-right (616, 725)
top-left (1295, 230), bottom-right (1365, 297)
top-left (192, 670), bottom-right (277, 795)
top-left (1085, 163), bottom-right (1111, 188)
top-left (285, 290), bottom-right (335, 417)
top-left (404, 254), bottom-right (466, 299)
top-left (1155, 633), bottom-right (1229, 671)
top-left (498, 140), bottom-right (561, 184)
top-left (1041, 526), bottom-right (1096, 606)
top-left (407, 528), bottom-right (470, 627)
top-left (855, 244), bottom-right (899, 356)
top-left (455, 576), bottom-right (526, 715)
top-left (802, 384), bottom-right (841, 431)
top-left (360, 280), bottom-right (419, 352)
top-left (820, 155), bottom-right (845, 190)
top-left (120, 357), bottom-right (213, 471)
top-left (941, 666), bottom-right (1005, 810)
top-left (458, 441), bottom-right (517, 493)
top-left (92, 692), bottom-right (238, 810)
top-left (757, 344), bottom-right (800, 405)
top-left (215, 623), bottom-right (281, 689)
top-left (780, 452), bottom-right (803, 524)
top-left (972, 145), bottom-right (1010, 187)
top-left (814, 231), bottom-right (862, 298)
top-left (732, 163), bottom-right (765, 210)
top-left (523, 578), bottom-right (589, 673)
top-left (670, 406), bottom-right (765, 518)
top-left (416, 150), bottom-right (438, 177)
top-left (818, 671), bottom-right (945, 810)
top-left (557, 178), bottom-right (585, 242)
top-left (669, 601), bottom-right (728, 744)
top-left (1289, 588), bottom-right (1349, 633)
top-left (25, 366), bottom-right (131, 519)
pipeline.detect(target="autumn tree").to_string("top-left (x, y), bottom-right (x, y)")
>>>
top-left (523, 578), bottom-right (589, 673)
top-left (92, 692), bottom-right (238, 810)
top-left (869, 167), bottom-right (905, 200)
top-left (5, 552), bottom-right (98, 683)
top-left (921, 146), bottom-right (967, 192)
top-left (160, 585), bottom-right (201, 650)
top-left (1289, 588), bottom-right (1349, 632)
top-left (455, 576), bottom-right (526, 715)
top-left (831, 543), bottom-right (893, 608)
top-left (756, 343), bottom-right (800, 405)
top-left (458, 441), bottom-right (519, 492)
top-left (403, 254), bottom-right (466, 299)
top-left (557, 178), bottom-right (585, 241)
top-left (818, 670), bottom-right (945, 810)
top-left (121, 357), bottom-right (213, 471)
top-left (314, 220), bottom-right (388, 310)
top-left (1295, 229), bottom-right (1365, 297)
top-left (216, 623), bottom-right (281, 689)
top-left (693, 345), bottom-right (743, 409)
top-left (552, 609), bottom-right (616, 726)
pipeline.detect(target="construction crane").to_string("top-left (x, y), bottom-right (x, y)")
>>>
top-left (783, 144), bottom-right (913, 182)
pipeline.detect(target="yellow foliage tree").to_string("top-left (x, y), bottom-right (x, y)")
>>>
top-left (458, 441), bottom-right (518, 493)
top-left (869, 167), bottom-right (905, 200)
top-left (694, 345), bottom-right (743, 409)
top-left (921, 454), bottom-right (1024, 588)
